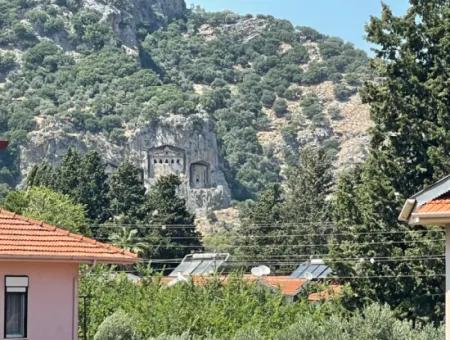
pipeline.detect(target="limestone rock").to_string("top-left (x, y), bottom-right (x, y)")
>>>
top-left (20, 114), bottom-right (231, 215)
top-left (83, 0), bottom-right (186, 49)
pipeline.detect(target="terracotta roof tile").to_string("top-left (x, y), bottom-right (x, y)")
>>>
top-left (308, 285), bottom-right (342, 302)
top-left (259, 276), bottom-right (306, 296)
top-left (0, 209), bottom-right (138, 264)
top-left (161, 275), bottom-right (306, 296)
top-left (416, 192), bottom-right (450, 213)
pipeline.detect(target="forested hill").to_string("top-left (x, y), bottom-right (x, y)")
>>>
top-left (0, 0), bottom-right (371, 201)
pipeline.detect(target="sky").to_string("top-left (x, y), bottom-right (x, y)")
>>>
top-left (185, 0), bottom-right (410, 54)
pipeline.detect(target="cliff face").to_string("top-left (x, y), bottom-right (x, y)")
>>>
top-left (84, 0), bottom-right (186, 49)
top-left (21, 114), bottom-right (231, 214)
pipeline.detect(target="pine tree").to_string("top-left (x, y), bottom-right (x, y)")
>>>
top-left (143, 175), bottom-right (202, 260)
top-left (235, 147), bottom-right (333, 272)
top-left (108, 161), bottom-right (146, 221)
top-left (54, 148), bottom-right (82, 196)
top-left (283, 146), bottom-right (333, 256)
top-left (330, 2), bottom-right (449, 323)
top-left (78, 151), bottom-right (110, 223)
top-left (235, 184), bottom-right (286, 269)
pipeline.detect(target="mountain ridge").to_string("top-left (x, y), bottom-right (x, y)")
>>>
top-left (0, 0), bottom-right (371, 211)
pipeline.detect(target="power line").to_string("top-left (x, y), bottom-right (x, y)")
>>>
top-left (101, 238), bottom-right (445, 249)
top-left (94, 229), bottom-right (444, 241)
top-left (93, 223), bottom-right (443, 231)
top-left (85, 270), bottom-right (446, 280)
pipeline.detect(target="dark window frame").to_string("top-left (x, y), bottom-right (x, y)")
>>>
top-left (4, 276), bottom-right (28, 339)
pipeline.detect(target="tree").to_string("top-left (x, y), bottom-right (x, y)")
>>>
top-left (53, 148), bottom-right (82, 196)
top-left (330, 1), bottom-right (449, 324)
top-left (109, 227), bottom-right (148, 256)
top-left (272, 98), bottom-right (288, 116)
top-left (143, 175), bottom-right (202, 260)
top-left (78, 151), bottom-right (110, 222)
top-left (2, 187), bottom-right (89, 234)
top-left (235, 184), bottom-right (286, 268)
top-left (282, 146), bottom-right (334, 256)
top-left (261, 90), bottom-right (276, 108)
top-left (94, 310), bottom-right (142, 340)
top-left (108, 161), bottom-right (146, 221)
top-left (37, 149), bottom-right (111, 223)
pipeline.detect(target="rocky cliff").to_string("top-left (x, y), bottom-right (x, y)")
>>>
top-left (21, 114), bottom-right (231, 215)
top-left (0, 0), bottom-right (373, 218)
top-left (83, 0), bottom-right (186, 50)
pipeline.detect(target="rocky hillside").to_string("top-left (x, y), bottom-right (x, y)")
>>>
top-left (0, 0), bottom-right (372, 212)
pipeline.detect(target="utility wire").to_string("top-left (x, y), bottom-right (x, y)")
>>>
top-left (100, 238), bottom-right (445, 249)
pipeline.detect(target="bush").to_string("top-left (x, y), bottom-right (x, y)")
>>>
top-left (94, 310), bottom-right (142, 340)
top-left (275, 304), bottom-right (443, 340)
top-left (302, 62), bottom-right (330, 84)
top-left (300, 94), bottom-right (322, 118)
top-left (261, 90), bottom-right (276, 108)
top-left (334, 84), bottom-right (356, 102)
top-left (272, 98), bottom-right (288, 116)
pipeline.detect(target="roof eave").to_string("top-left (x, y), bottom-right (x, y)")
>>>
top-left (409, 212), bottom-right (450, 226)
top-left (398, 199), bottom-right (416, 222)
top-left (0, 255), bottom-right (139, 264)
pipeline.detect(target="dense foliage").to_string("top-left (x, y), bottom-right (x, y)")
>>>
top-left (2, 185), bottom-right (88, 233)
top-left (330, 0), bottom-right (449, 324)
top-left (24, 149), bottom-right (202, 262)
top-left (235, 146), bottom-right (333, 272)
top-left (80, 269), bottom-right (442, 339)
top-left (0, 0), bottom-right (368, 200)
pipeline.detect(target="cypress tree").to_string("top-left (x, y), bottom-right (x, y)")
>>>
top-left (331, 1), bottom-right (449, 323)
top-left (108, 161), bottom-right (146, 221)
top-left (143, 175), bottom-right (202, 260)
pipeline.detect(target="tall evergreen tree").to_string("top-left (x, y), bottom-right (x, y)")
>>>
top-left (235, 184), bottom-right (286, 269)
top-left (331, 1), bottom-right (448, 323)
top-left (78, 151), bottom-right (110, 223)
top-left (143, 175), bottom-right (202, 260)
top-left (54, 148), bottom-right (82, 196)
top-left (235, 147), bottom-right (333, 272)
top-left (283, 146), bottom-right (334, 257)
top-left (108, 161), bottom-right (146, 221)
top-left (28, 149), bottom-right (110, 223)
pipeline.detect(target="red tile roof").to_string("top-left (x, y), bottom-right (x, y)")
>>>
top-left (308, 285), bottom-right (342, 302)
top-left (259, 276), bottom-right (306, 296)
top-left (161, 274), bottom-right (306, 296)
top-left (0, 209), bottom-right (138, 264)
top-left (416, 192), bottom-right (450, 213)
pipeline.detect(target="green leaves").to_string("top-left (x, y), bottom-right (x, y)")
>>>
top-left (331, 0), bottom-right (450, 323)
top-left (2, 186), bottom-right (88, 234)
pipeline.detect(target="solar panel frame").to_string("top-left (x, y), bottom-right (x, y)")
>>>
top-left (290, 262), bottom-right (332, 279)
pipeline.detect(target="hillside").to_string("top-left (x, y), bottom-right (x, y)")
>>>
top-left (0, 0), bottom-right (371, 208)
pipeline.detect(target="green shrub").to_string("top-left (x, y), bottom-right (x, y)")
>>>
top-left (334, 84), bottom-right (356, 102)
top-left (300, 94), bottom-right (322, 118)
top-left (275, 304), bottom-right (443, 340)
top-left (94, 310), bottom-right (142, 340)
top-left (272, 98), bottom-right (288, 116)
top-left (261, 90), bottom-right (276, 108)
top-left (302, 62), bottom-right (330, 84)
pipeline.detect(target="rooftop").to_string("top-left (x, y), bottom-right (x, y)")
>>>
top-left (399, 176), bottom-right (450, 225)
top-left (169, 253), bottom-right (230, 277)
top-left (161, 274), bottom-right (306, 297)
top-left (0, 209), bottom-right (138, 264)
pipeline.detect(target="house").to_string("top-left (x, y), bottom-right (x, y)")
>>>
top-left (399, 175), bottom-right (450, 340)
top-left (0, 209), bottom-right (138, 340)
top-left (162, 255), bottom-right (338, 303)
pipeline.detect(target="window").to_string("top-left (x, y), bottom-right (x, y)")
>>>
top-left (4, 276), bottom-right (28, 339)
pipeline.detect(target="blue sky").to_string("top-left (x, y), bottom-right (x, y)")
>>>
top-left (185, 0), bottom-right (410, 54)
